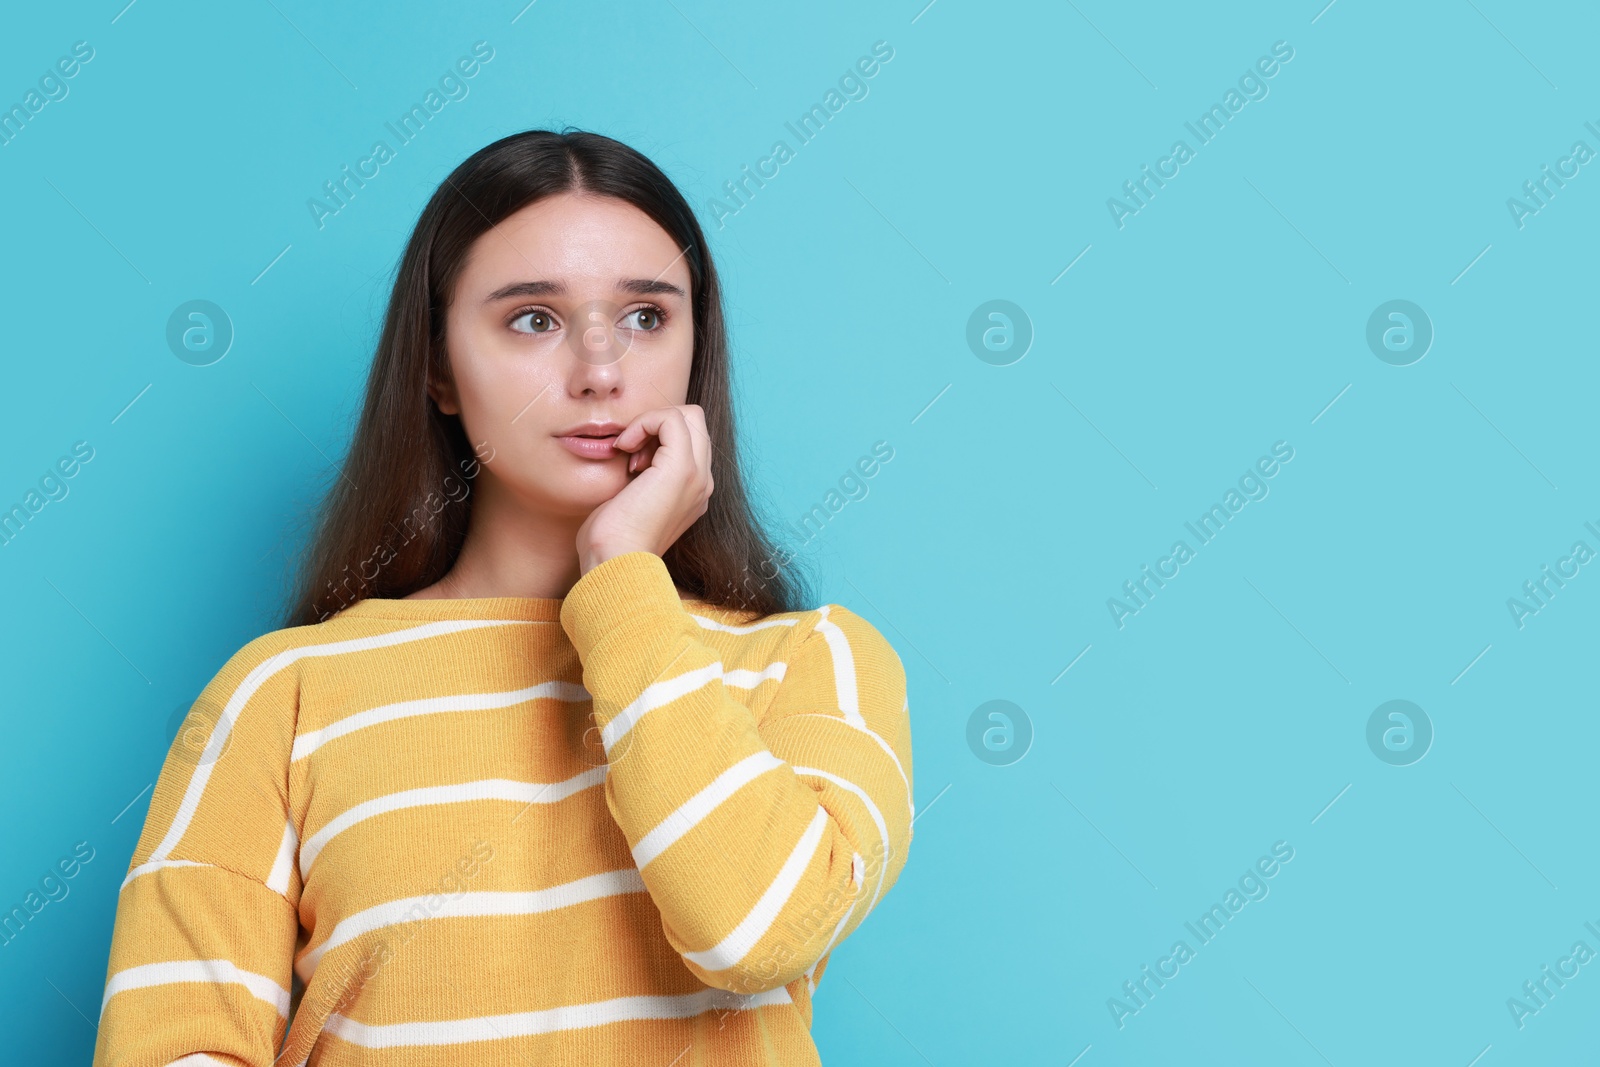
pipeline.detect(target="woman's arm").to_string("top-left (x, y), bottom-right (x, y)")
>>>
top-left (559, 550), bottom-right (913, 996)
top-left (93, 636), bottom-right (303, 1067)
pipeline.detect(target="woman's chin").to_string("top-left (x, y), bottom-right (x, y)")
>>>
top-left (551, 469), bottom-right (629, 507)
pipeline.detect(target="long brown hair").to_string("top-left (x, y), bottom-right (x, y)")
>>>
top-left (281, 128), bottom-right (810, 627)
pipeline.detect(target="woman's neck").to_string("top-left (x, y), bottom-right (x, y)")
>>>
top-left (407, 477), bottom-right (585, 600)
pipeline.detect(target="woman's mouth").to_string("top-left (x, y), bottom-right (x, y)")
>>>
top-left (554, 420), bottom-right (627, 460)
top-left (555, 433), bottom-right (621, 459)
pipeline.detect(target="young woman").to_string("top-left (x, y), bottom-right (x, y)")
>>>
top-left (91, 129), bottom-right (913, 1066)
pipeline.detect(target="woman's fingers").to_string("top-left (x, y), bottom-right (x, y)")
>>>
top-left (680, 404), bottom-right (712, 484)
top-left (576, 404), bottom-right (715, 566)
top-left (619, 408), bottom-right (667, 473)
top-left (616, 407), bottom-right (669, 453)
top-left (629, 435), bottom-right (660, 473)
top-left (618, 406), bottom-right (707, 484)
top-left (617, 408), bottom-right (663, 473)
top-left (665, 405), bottom-right (712, 505)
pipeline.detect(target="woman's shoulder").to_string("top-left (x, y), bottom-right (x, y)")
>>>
top-left (203, 612), bottom-right (387, 686)
top-left (684, 597), bottom-right (807, 629)
top-left (187, 611), bottom-right (430, 733)
top-left (686, 597), bottom-right (902, 671)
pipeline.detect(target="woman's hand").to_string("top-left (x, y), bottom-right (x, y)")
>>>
top-left (575, 404), bottom-right (714, 575)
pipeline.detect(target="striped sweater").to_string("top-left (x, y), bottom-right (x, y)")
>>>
top-left (91, 551), bottom-right (913, 1066)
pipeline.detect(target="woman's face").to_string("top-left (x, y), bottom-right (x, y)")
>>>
top-left (431, 191), bottom-right (695, 518)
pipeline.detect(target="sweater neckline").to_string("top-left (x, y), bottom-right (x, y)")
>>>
top-left (333, 596), bottom-right (563, 622)
top-left (332, 590), bottom-right (705, 622)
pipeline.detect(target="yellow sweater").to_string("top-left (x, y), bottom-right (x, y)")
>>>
top-left (91, 551), bottom-right (913, 1066)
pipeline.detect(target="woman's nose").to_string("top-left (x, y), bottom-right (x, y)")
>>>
top-left (566, 303), bottom-right (629, 395)
top-left (569, 302), bottom-right (630, 367)
top-left (579, 308), bottom-right (613, 362)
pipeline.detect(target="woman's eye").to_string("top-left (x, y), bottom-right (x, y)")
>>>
top-left (624, 307), bottom-right (663, 331)
top-left (511, 310), bottom-right (555, 334)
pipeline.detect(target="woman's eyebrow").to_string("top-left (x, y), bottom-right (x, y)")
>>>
top-left (618, 278), bottom-right (687, 299)
top-left (482, 278), bottom-right (687, 305)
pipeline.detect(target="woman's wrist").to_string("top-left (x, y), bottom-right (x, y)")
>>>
top-left (578, 540), bottom-right (652, 577)
top-left (561, 549), bottom-right (685, 664)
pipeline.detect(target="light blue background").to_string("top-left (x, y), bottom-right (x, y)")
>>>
top-left (3, 1), bottom-right (1597, 1063)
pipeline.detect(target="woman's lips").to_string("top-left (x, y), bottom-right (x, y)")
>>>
top-left (556, 434), bottom-right (621, 459)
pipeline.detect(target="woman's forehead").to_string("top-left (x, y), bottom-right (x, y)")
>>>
top-left (464, 193), bottom-right (688, 290)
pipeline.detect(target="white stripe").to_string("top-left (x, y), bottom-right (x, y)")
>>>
top-left (691, 613), bottom-right (798, 634)
top-left (151, 619), bottom-right (527, 863)
top-left (120, 858), bottom-right (209, 891)
top-left (805, 896), bottom-right (858, 995)
top-left (602, 662), bottom-right (721, 755)
top-left (296, 869), bottom-right (646, 980)
top-left (793, 767), bottom-right (891, 917)
top-left (806, 849), bottom-right (864, 993)
top-left (631, 752), bottom-right (785, 868)
top-left (266, 819), bottom-right (298, 896)
top-left (166, 1055), bottom-right (235, 1066)
top-left (814, 607), bottom-right (866, 728)
top-left (682, 805), bottom-right (830, 972)
top-left (101, 959), bottom-right (289, 1022)
top-left (723, 662), bottom-right (787, 689)
top-left (790, 712), bottom-right (913, 823)
top-left (291, 680), bottom-right (590, 762)
top-left (299, 769), bottom-right (606, 878)
top-left (322, 986), bottom-right (790, 1047)
top-left (601, 661), bottom-right (784, 756)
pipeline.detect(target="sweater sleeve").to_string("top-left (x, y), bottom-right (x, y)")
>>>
top-left (92, 635), bottom-right (303, 1067)
top-left (559, 551), bottom-right (914, 995)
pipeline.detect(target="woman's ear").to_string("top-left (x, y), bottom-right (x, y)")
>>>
top-left (426, 357), bottom-right (460, 415)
